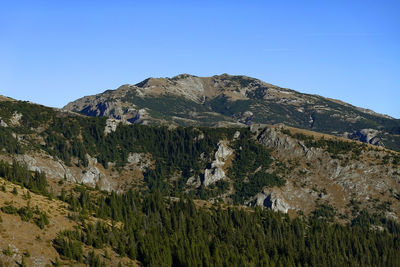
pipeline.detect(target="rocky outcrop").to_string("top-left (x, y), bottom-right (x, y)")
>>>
top-left (104, 118), bottom-right (120, 135)
top-left (14, 154), bottom-right (76, 182)
top-left (81, 167), bottom-right (101, 187)
top-left (233, 130), bottom-right (240, 140)
top-left (346, 128), bottom-right (383, 146)
top-left (7, 152), bottom-right (119, 192)
top-left (79, 154), bottom-right (115, 192)
top-left (250, 189), bottom-right (290, 213)
top-left (238, 111), bottom-right (254, 124)
top-left (127, 152), bottom-right (151, 171)
top-left (10, 112), bottom-right (22, 126)
top-left (257, 126), bottom-right (307, 157)
top-left (203, 141), bottom-right (233, 187)
top-left (255, 125), bottom-right (400, 217)
top-left (128, 108), bottom-right (150, 124)
top-left (204, 168), bottom-right (225, 187)
top-left (0, 117), bottom-right (8, 127)
top-left (186, 176), bottom-right (201, 188)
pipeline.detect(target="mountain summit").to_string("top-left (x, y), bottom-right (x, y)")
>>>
top-left (1, 80), bottom-right (400, 265)
top-left (64, 74), bottom-right (400, 151)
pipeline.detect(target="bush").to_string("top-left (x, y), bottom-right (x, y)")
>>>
top-left (1, 205), bottom-right (18, 214)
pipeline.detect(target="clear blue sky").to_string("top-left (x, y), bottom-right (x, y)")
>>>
top-left (1, 0), bottom-right (399, 118)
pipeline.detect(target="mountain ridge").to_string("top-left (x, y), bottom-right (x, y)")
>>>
top-left (1, 97), bottom-right (399, 218)
top-left (63, 73), bottom-right (400, 151)
top-left (1, 93), bottom-right (400, 265)
top-left (66, 73), bottom-right (395, 119)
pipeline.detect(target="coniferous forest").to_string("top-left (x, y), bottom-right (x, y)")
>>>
top-left (0, 101), bottom-right (400, 266)
top-left (56, 187), bottom-right (400, 267)
top-left (1, 160), bottom-right (399, 266)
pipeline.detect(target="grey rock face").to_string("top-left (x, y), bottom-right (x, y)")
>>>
top-left (0, 117), bottom-right (8, 127)
top-left (239, 111), bottom-right (254, 124)
top-left (10, 112), bottom-right (22, 126)
top-left (252, 190), bottom-right (290, 213)
top-left (104, 118), bottom-right (120, 135)
top-left (204, 168), bottom-right (226, 187)
top-left (80, 154), bottom-right (113, 192)
top-left (233, 131), bottom-right (241, 140)
top-left (347, 128), bottom-right (383, 146)
top-left (81, 167), bottom-right (101, 187)
top-left (256, 125), bottom-right (400, 216)
top-left (186, 176), bottom-right (201, 188)
top-left (128, 108), bottom-right (150, 124)
top-left (257, 127), bottom-right (304, 156)
top-left (11, 152), bottom-right (117, 192)
top-left (203, 141), bottom-right (233, 187)
top-left (15, 154), bottom-right (76, 182)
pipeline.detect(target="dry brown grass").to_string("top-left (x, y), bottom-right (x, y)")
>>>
top-left (0, 96), bottom-right (14, 102)
top-left (0, 178), bottom-right (139, 266)
top-left (0, 179), bottom-right (73, 266)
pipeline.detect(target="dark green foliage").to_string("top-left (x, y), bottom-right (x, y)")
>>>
top-left (0, 101), bottom-right (235, 195)
top-left (120, 125), bottom-right (235, 193)
top-left (1, 203), bottom-right (49, 228)
top-left (76, 80), bottom-right (400, 151)
top-left (86, 251), bottom-right (106, 267)
top-left (0, 101), bottom-right (53, 129)
top-left (230, 75), bottom-right (255, 88)
top-left (208, 95), bottom-right (252, 117)
top-left (0, 160), bottom-right (48, 195)
top-left (313, 204), bottom-right (336, 221)
top-left (21, 256), bottom-right (27, 267)
top-left (196, 180), bottom-right (230, 199)
top-left (34, 210), bottom-right (49, 229)
top-left (2, 100), bottom-right (400, 266)
top-left (17, 205), bottom-right (33, 222)
top-left (54, 258), bottom-right (62, 267)
top-left (229, 129), bottom-right (285, 203)
top-left (53, 233), bottom-right (83, 262)
top-left (1, 205), bottom-right (18, 214)
top-left (392, 154), bottom-right (400, 165)
top-left (12, 187), bottom-right (18, 195)
top-left (2, 246), bottom-right (12, 256)
top-left (351, 210), bottom-right (400, 234)
top-left (56, 189), bottom-right (400, 267)
top-left (232, 172), bottom-right (285, 203)
top-left (124, 94), bottom-right (209, 119)
top-left (0, 127), bottom-right (24, 154)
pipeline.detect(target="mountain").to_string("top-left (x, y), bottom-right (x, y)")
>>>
top-left (64, 74), bottom-right (400, 151)
top-left (0, 176), bottom-right (138, 266)
top-left (0, 93), bottom-right (400, 265)
top-left (1, 97), bottom-right (400, 217)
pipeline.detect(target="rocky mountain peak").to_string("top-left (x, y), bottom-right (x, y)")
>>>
top-left (63, 74), bottom-right (400, 151)
top-left (131, 73), bottom-right (275, 101)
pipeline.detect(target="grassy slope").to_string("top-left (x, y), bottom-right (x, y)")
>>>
top-left (0, 178), bottom-right (138, 267)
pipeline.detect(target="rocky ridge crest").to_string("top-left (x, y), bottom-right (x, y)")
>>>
top-left (63, 74), bottom-right (400, 151)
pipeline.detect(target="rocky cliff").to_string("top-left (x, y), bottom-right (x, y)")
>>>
top-left (253, 125), bottom-right (400, 218)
